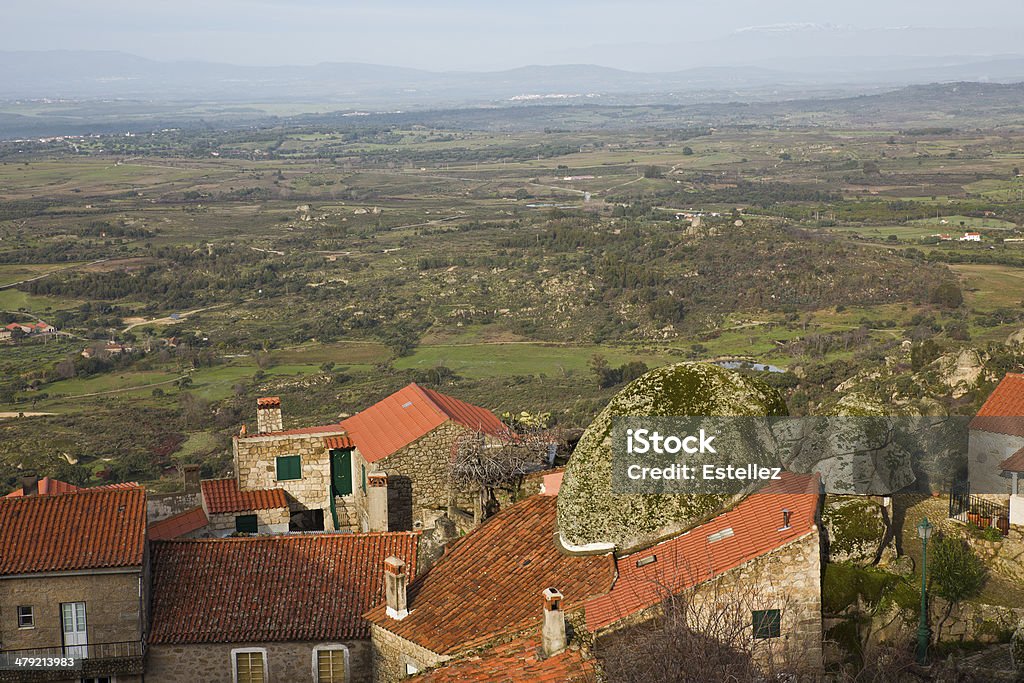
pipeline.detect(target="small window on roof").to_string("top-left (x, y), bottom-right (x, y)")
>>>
top-left (707, 528), bottom-right (735, 543)
top-left (401, 401), bottom-right (413, 408)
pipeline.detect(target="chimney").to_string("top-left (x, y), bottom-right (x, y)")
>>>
top-left (19, 476), bottom-right (39, 497)
top-left (256, 397), bottom-right (283, 434)
top-left (542, 587), bottom-right (566, 656)
top-left (367, 471), bottom-right (389, 532)
top-left (384, 557), bottom-right (408, 620)
top-left (182, 464), bottom-right (201, 494)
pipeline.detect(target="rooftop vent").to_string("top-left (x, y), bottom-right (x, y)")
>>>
top-left (401, 401), bottom-right (414, 408)
top-left (636, 555), bottom-right (657, 568)
top-left (780, 509), bottom-right (791, 530)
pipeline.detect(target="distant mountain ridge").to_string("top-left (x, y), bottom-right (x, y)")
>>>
top-left (3, 50), bottom-right (1024, 104)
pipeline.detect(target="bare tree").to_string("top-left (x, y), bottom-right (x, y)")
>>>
top-left (449, 420), bottom-right (557, 522)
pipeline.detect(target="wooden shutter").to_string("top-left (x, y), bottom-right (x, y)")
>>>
top-left (276, 455), bottom-right (301, 480)
top-left (316, 649), bottom-right (347, 683)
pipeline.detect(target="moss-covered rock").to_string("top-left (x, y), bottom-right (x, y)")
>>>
top-left (822, 496), bottom-right (888, 565)
top-left (557, 362), bottom-right (787, 553)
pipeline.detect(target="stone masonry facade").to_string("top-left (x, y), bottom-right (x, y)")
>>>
top-left (595, 528), bottom-right (824, 673)
top-left (374, 421), bottom-right (483, 531)
top-left (233, 433), bottom-right (371, 532)
top-left (0, 571), bottom-right (145, 683)
top-left (206, 506), bottom-right (290, 535)
top-left (369, 624), bottom-right (448, 682)
top-left (146, 639), bottom-right (372, 683)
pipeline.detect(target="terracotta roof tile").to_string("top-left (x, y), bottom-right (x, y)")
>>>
top-left (0, 487), bottom-right (146, 575)
top-left (971, 374), bottom-right (1024, 437)
top-left (149, 506), bottom-right (209, 541)
top-left (342, 383), bottom-right (507, 463)
top-left (325, 435), bottom-right (355, 449)
top-left (1000, 447), bottom-right (1024, 473)
top-left (584, 472), bottom-right (821, 632)
top-left (411, 634), bottom-right (596, 682)
top-left (256, 396), bottom-right (281, 407)
top-left (365, 495), bottom-right (615, 655)
top-left (4, 478), bottom-right (139, 498)
top-left (200, 478), bottom-right (288, 514)
top-left (149, 533), bottom-right (419, 644)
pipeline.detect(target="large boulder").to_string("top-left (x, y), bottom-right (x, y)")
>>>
top-left (557, 362), bottom-right (787, 554)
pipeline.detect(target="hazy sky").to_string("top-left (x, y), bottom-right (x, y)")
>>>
top-left (5, 0), bottom-right (1024, 70)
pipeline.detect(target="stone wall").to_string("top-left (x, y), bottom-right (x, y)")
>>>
top-left (968, 430), bottom-right (1023, 502)
top-left (375, 421), bottom-right (479, 531)
top-left (0, 571), bottom-right (143, 652)
top-left (206, 507), bottom-right (290, 536)
top-left (595, 529), bottom-right (824, 673)
top-left (234, 433), bottom-right (370, 532)
top-left (146, 639), bottom-right (372, 683)
top-left (147, 492), bottom-right (202, 524)
top-left (369, 624), bottom-right (447, 682)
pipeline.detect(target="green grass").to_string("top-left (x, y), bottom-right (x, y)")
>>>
top-left (0, 289), bottom-right (82, 312)
top-left (393, 342), bottom-right (682, 378)
top-left (951, 264), bottom-right (1024, 312)
top-left (908, 215), bottom-right (1018, 230)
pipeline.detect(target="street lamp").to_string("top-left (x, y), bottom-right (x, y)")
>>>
top-left (916, 517), bottom-right (933, 665)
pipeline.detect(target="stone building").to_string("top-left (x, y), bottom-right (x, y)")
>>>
top-left (365, 471), bottom-right (823, 681)
top-left (146, 532), bottom-right (419, 683)
top-left (0, 485), bottom-right (148, 683)
top-left (339, 383), bottom-right (510, 531)
top-left (199, 478), bottom-right (290, 535)
top-left (226, 384), bottom-right (508, 534)
top-left (968, 373), bottom-right (1024, 527)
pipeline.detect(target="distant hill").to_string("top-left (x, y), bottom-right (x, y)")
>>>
top-left (3, 50), bottom-right (1024, 105)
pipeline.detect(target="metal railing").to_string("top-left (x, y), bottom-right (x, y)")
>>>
top-left (0, 640), bottom-right (143, 665)
top-left (949, 481), bottom-right (1011, 536)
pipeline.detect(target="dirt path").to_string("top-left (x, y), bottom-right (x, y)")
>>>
top-left (121, 303), bottom-right (233, 333)
top-left (0, 258), bottom-right (110, 290)
top-left (0, 411), bottom-right (57, 418)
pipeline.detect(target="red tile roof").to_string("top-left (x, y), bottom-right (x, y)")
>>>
top-left (149, 533), bottom-right (419, 644)
top-left (411, 634), bottom-right (596, 683)
top-left (971, 374), bottom-right (1024, 437)
top-left (365, 494), bottom-right (616, 655)
top-left (0, 487), bottom-right (146, 575)
top-left (342, 383), bottom-right (508, 463)
top-left (584, 472), bottom-right (821, 632)
top-left (1000, 447), bottom-right (1024, 473)
top-left (200, 478), bottom-right (288, 514)
top-left (256, 396), bottom-right (281, 407)
top-left (148, 506), bottom-right (209, 541)
top-left (4, 478), bottom-right (138, 498)
top-left (325, 435), bottom-right (355, 449)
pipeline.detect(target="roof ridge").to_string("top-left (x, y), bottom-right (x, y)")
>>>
top-left (152, 530), bottom-right (422, 544)
top-left (408, 382), bottom-right (450, 421)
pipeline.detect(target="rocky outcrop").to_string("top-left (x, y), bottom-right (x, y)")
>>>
top-left (557, 362), bottom-right (787, 554)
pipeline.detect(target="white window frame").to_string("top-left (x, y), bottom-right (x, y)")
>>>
top-left (80, 677), bottom-right (118, 683)
top-left (16, 605), bottom-right (33, 629)
top-left (312, 643), bottom-right (350, 683)
top-left (231, 647), bottom-right (268, 683)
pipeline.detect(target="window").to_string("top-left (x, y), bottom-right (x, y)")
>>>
top-left (233, 649), bottom-right (267, 683)
top-left (405, 662), bottom-right (420, 675)
top-left (313, 645), bottom-right (348, 683)
top-left (752, 609), bottom-right (781, 639)
top-left (81, 677), bottom-right (116, 683)
top-left (276, 455), bottom-right (302, 481)
top-left (235, 514), bottom-right (259, 533)
top-left (17, 605), bottom-right (33, 628)
top-left (361, 464), bottom-right (367, 494)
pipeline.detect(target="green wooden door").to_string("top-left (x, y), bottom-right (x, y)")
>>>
top-left (331, 449), bottom-right (353, 496)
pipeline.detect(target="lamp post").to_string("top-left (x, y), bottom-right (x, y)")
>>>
top-left (916, 517), bottom-right (933, 665)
